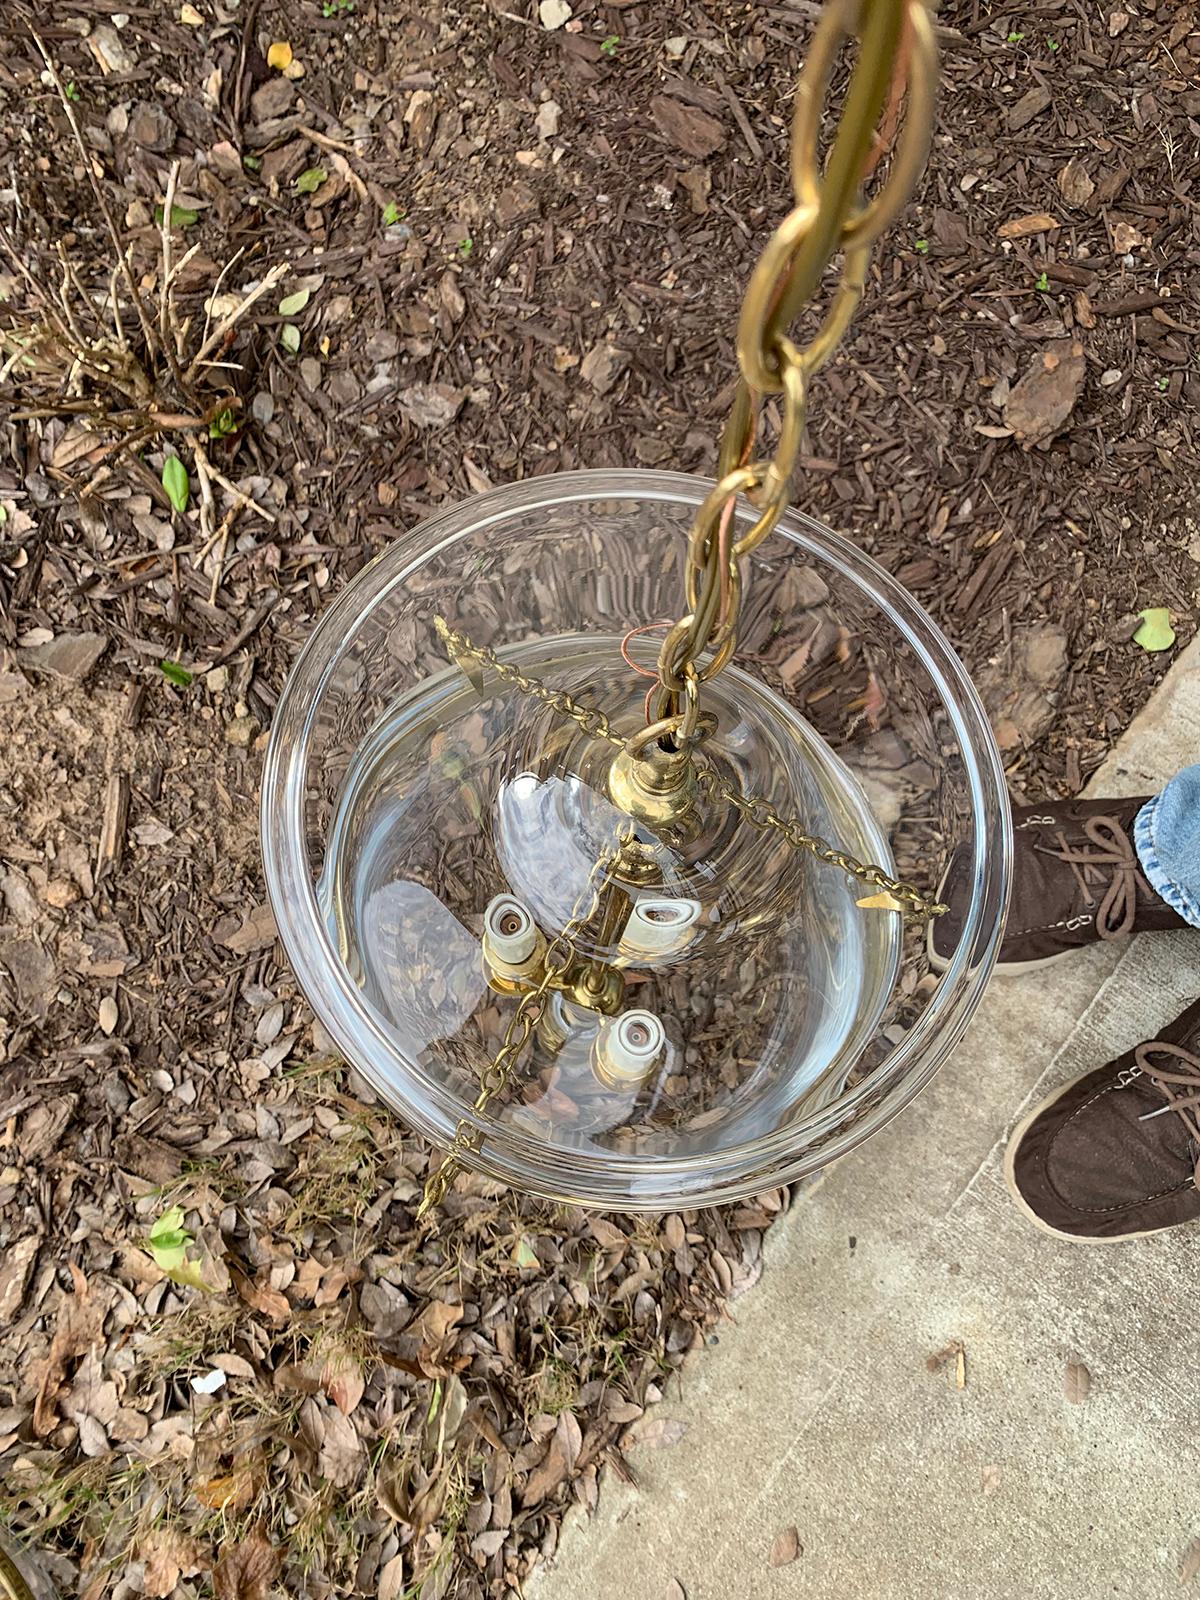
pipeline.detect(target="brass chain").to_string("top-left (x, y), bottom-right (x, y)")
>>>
top-left (653, 0), bottom-right (938, 727)
top-left (417, 826), bottom-right (630, 1219)
top-left (435, 618), bottom-right (946, 918)
top-left (0, 1541), bottom-right (33, 1600)
top-left (695, 767), bottom-right (945, 917)
top-left (434, 617), bottom-right (624, 750)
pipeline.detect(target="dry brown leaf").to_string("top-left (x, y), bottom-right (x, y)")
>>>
top-left (1180, 1536), bottom-right (1200, 1584)
top-left (378, 1553), bottom-right (405, 1600)
top-left (33, 1263), bottom-right (104, 1436)
top-left (522, 1409), bottom-right (582, 1506)
top-left (769, 1525), bottom-right (801, 1567)
top-left (1064, 1356), bottom-right (1091, 1405)
top-left (231, 1266), bottom-right (290, 1325)
top-left (318, 1401), bottom-right (363, 1487)
top-left (0, 1234), bottom-right (40, 1325)
top-left (142, 1529), bottom-right (206, 1598)
top-left (1058, 157), bottom-right (1095, 207)
top-left (213, 1524), bottom-right (280, 1600)
top-left (321, 1347), bottom-right (366, 1416)
top-left (996, 212), bottom-right (1060, 240)
top-left (625, 1415), bottom-right (687, 1449)
top-left (193, 1458), bottom-right (263, 1512)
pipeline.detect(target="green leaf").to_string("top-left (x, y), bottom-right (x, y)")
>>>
top-left (162, 454), bottom-right (190, 512)
top-left (295, 166), bottom-right (328, 195)
top-left (279, 323), bottom-right (301, 354)
top-left (145, 1207), bottom-right (214, 1291)
top-left (512, 1236), bottom-right (539, 1269)
top-left (153, 203), bottom-right (200, 228)
top-left (382, 200), bottom-right (403, 226)
top-left (243, 153), bottom-right (263, 172)
top-left (278, 288), bottom-right (311, 316)
top-left (1133, 607), bottom-right (1176, 653)
top-left (600, 33), bottom-right (619, 55)
top-left (1035, 270), bottom-right (1050, 292)
top-left (160, 659), bottom-right (193, 688)
top-left (914, 238), bottom-right (930, 254)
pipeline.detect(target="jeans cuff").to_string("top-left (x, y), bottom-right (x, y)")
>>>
top-left (1135, 793), bottom-right (1200, 930)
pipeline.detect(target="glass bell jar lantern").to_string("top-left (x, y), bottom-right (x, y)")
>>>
top-left (261, 0), bottom-right (1011, 1213)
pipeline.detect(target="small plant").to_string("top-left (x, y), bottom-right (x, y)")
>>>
top-left (1047, 37), bottom-right (1060, 51)
top-left (914, 238), bottom-right (930, 254)
top-left (1035, 269), bottom-right (1050, 291)
top-left (154, 202), bottom-right (199, 228)
top-left (1006, 30), bottom-right (1025, 44)
top-left (296, 166), bottom-right (327, 195)
top-left (600, 34), bottom-right (620, 56)
top-left (322, 0), bottom-right (355, 14)
top-left (1156, 375), bottom-right (1170, 393)
top-left (458, 236), bottom-right (474, 258)
top-left (64, 80), bottom-right (80, 101)
top-left (208, 404), bottom-right (237, 440)
top-left (160, 660), bottom-right (193, 688)
top-left (382, 200), bottom-right (404, 227)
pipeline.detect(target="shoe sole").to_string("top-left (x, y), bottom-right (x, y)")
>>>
top-left (1002, 1078), bottom-right (1184, 1244)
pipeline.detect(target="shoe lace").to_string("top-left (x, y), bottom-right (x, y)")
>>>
top-left (1043, 814), bottom-right (1149, 940)
top-left (1133, 1039), bottom-right (1200, 1187)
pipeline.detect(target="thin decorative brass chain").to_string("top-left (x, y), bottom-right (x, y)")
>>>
top-left (434, 617), bottom-right (624, 750)
top-left (695, 767), bottom-right (945, 917)
top-left (652, 0), bottom-right (938, 729)
top-left (435, 618), bottom-right (946, 918)
top-left (417, 828), bottom-right (630, 1219)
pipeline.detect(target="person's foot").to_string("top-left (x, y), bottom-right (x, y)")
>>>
top-left (928, 794), bottom-right (1188, 975)
top-left (1004, 998), bottom-right (1200, 1241)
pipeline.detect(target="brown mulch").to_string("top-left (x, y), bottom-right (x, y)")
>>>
top-left (0, 1), bottom-right (1197, 1596)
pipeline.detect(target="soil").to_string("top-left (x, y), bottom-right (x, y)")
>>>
top-left (0, 1), bottom-right (1197, 1597)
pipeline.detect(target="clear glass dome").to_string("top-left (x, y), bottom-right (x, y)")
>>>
top-left (262, 470), bottom-right (1011, 1209)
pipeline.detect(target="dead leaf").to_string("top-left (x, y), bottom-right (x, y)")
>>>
top-left (142, 1529), bottom-right (206, 1598)
top-left (317, 1400), bottom-right (363, 1487)
top-left (321, 1347), bottom-right (365, 1416)
top-left (997, 212), bottom-right (1060, 240)
top-left (193, 1458), bottom-right (263, 1512)
top-left (1057, 157), bottom-right (1095, 207)
top-left (650, 94), bottom-right (726, 158)
top-left (1064, 1356), bottom-right (1092, 1405)
top-left (624, 1415), bottom-right (687, 1449)
top-left (231, 1266), bottom-right (290, 1325)
top-left (522, 1409), bottom-right (582, 1506)
top-left (378, 1553), bottom-right (405, 1600)
top-left (769, 1525), bottom-right (801, 1567)
top-left (33, 1263), bottom-right (104, 1436)
top-left (397, 383), bottom-right (465, 430)
top-left (1180, 1537), bottom-right (1200, 1584)
top-left (1004, 340), bottom-right (1086, 446)
top-left (213, 1524), bottom-right (280, 1600)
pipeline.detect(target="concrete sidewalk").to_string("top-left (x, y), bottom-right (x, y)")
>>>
top-left (534, 642), bottom-right (1200, 1600)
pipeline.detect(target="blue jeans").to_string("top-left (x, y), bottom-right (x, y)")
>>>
top-left (1136, 762), bottom-right (1200, 929)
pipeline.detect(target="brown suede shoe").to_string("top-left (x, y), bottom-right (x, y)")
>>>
top-left (928, 794), bottom-right (1188, 975)
top-left (1005, 999), bottom-right (1200, 1241)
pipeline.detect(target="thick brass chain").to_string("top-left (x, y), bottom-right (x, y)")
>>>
top-left (417, 826), bottom-right (630, 1219)
top-left (0, 1541), bottom-right (33, 1600)
top-left (435, 619), bottom-right (946, 918)
top-left (653, 0), bottom-right (938, 729)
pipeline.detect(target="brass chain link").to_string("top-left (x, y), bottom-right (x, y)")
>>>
top-left (417, 825), bottom-right (631, 1219)
top-left (653, 0), bottom-right (938, 727)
